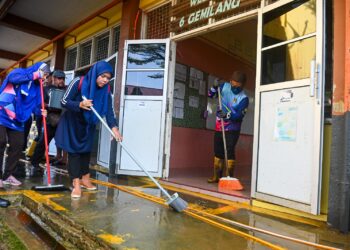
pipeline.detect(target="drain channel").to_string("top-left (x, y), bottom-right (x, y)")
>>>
top-left (1, 208), bottom-right (65, 250)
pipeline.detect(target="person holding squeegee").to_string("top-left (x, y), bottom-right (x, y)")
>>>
top-left (0, 62), bottom-right (50, 190)
top-left (55, 61), bottom-right (122, 199)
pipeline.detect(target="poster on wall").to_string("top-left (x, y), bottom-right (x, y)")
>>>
top-left (189, 96), bottom-right (199, 108)
top-left (174, 82), bottom-right (186, 99)
top-left (173, 106), bottom-right (184, 119)
top-left (175, 63), bottom-right (187, 82)
top-left (273, 106), bottom-right (298, 141)
top-left (189, 67), bottom-right (203, 90)
top-left (206, 98), bottom-right (218, 130)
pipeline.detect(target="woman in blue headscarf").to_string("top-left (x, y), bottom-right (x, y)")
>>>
top-left (56, 61), bottom-right (122, 199)
top-left (0, 62), bottom-right (50, 189)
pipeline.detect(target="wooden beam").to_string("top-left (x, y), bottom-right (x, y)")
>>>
top-left (52, 38), bottom-right (65, 70)
top-left (0, 0), bottom-right (15, 19)
top-left (0, 48), bottom-right (24, 61)
top-left (0, 13), bottom-right (61, 39)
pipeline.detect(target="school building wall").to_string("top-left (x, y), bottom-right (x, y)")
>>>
top-left (328, 0), bottom-right (350, 232)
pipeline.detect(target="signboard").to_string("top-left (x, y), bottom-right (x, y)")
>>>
top-left (170, 0), bottom-right (260, 36)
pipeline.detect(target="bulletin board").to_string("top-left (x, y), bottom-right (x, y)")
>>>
top-left (172, 64), bottom-right (207, 129)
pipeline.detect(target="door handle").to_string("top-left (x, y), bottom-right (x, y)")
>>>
top-left (310, 60), bottom-right (316, 97)
top-left (315, 63), bottom-right (321, 105)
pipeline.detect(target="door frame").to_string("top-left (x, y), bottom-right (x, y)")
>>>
top-left (116, 39), bottom-right (173, 177)
top-left (97, 52), bottom-right (118, 168)
top-left (251, 0), bottom-right (325, 214)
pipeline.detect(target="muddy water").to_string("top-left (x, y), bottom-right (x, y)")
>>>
top-left (50, 189), bottom-right (272, 250)
top-left (1, 173), bottom-right (349, 250)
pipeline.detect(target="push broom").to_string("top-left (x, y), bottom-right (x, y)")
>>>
top-left (32, 79), bottom-right (68, 191)
top-left (82, 96), bottom-right (188, 212)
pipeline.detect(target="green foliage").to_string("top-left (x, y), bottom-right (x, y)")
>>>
top-left (0, 218), bottom-right (27, 250)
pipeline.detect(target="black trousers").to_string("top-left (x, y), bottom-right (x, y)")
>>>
top-left (31, 124), bottom-right (56, 166)
top-left (0, 126), bottom-right (24, 180)
top-left (23, 116), bottom-right (32, 151)
top-left (67, 152), bottom-right (91, 180)
top-left (34, 115), bottom-right (43, 142)
top-left (214, 130), bottom-right (240, 160)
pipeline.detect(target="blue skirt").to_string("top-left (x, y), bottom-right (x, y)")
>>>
top-left (55, 111), bottom-right (96, 153)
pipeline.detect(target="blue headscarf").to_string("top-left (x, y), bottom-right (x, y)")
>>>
top-left (81, 61), bottom-right (113, 125)
top-left (0, 62), bottom-right (49, 122)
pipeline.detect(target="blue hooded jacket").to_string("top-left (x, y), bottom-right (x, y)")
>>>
top-left (0, 62), bottom-right (48, 131)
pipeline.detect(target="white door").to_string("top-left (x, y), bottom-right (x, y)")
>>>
top-left (117, 39), bottom-right (173, 177)
top-left (97, 53), bottom-right (118, 168)
top-left (252, 0), bottom-right (324, 214)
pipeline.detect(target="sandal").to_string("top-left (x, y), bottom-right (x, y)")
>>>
top-left (71, 179), bottom-right (81, 199)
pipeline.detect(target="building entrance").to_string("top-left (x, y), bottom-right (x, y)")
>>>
top-left (166, 18), bottom-right (257, 200)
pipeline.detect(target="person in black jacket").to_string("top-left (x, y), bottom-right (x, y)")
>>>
top-left (29, 70), bottom-right (66, 176)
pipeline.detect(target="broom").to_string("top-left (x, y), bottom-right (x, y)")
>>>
top-left (32, 79), bottom-right (68, 191)
top-left (82, 96), bottom-right (188, 212)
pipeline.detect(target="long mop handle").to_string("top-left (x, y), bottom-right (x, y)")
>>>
top-left (82, 96), bottom-right (172, 200)
top-left (39, 79), bottom-right (51, 185)
top-left (217, 86), bottom-right (229, 176)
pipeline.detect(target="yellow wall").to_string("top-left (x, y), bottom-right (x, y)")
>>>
top-left (139, 0), bottom-right (169, 10)
top-left (321, 123), bottom-right (332, 214)
top-left (64, 4), bottom-right (122, 48)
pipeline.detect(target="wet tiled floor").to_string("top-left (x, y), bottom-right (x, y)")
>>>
top-left (0, 171), bottom-right (349, 250)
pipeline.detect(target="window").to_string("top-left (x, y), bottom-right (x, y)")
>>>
top-left (66, 47), bottom-right (77, 70)
top-left (65, 25), bottom-right (120, 70)
top-left (95, 32), bottom-right (110, 62)
top-left (261, 0), bottom-right (316, 84)
top-left (112, 26), bottom-right (120, 53)
top-left (125, 43), bottom-right (166, 96)
top-left (146, 3), bottom-right (171, 39)
top-left (79, 40), bottom-right (92, 67)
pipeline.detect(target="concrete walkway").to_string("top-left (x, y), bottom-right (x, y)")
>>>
top-left (0, 170), bottom-right (349, 250)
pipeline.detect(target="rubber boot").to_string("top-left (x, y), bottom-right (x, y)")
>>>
top-left (208, 157), bottom-right (223, 183)
top-left (226, 160), bottom-right (235, 177)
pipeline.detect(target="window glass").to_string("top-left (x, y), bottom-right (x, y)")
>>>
top-left (263, 0), bottom-right (316, 47)
top-left (127, 44), bottom-right (166, 69)
top-left (261, 36), bottom-right (315, 84)
top-left (125, 71), bottom-right (164, 96)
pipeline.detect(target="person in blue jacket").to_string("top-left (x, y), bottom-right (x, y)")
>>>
top-left (55, 61), bottom-right (122, 199)
top-left (0, 62), bottom-right (50, 188)
top-left (207, 71), bottom-right (249, 183)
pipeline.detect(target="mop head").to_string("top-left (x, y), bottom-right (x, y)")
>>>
top-left (32, 184), bottom-right (69, 192)
top-left (0, 197), bottom-right (10, 208)
top-left (166, 193), bottom-right (188, 212)
top-left (218, 177), bottom-right (243, 191)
